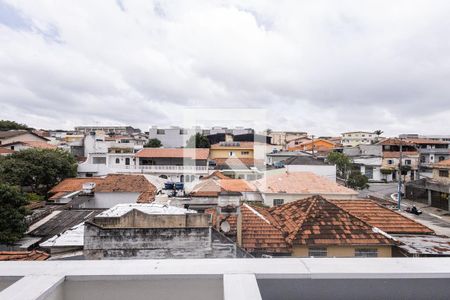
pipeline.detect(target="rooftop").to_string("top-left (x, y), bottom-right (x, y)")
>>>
top-left (2, 258), bottom-right (450, 300)
top-left (434, 158), bottom-right (450, 168)
top-left (395, 235), bottom-right (450, 256)
top-left (331, 200), bottom-right (434, 234)
top-left (96, 203), bottom-right (196, 218)
top-left (190, 178), bottom-right (256, 197)
top-left (211, 141), bottom-right (256, 149)
top-left (254, 172), bottom-right (358, 195)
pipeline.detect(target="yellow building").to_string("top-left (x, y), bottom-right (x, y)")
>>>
top-left (209, 141), bottom-right (255, 159)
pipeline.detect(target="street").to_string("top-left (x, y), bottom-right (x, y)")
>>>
top-left (361, 183), bottom-right (450, 236)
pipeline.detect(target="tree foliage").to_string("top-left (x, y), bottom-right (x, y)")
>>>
top-left (0, 120), bottom-right (29, 131)
top-left (0, 184), bottom-right (28, 243)
top-left (144, 138), bottom-right (162, 148)
top-left (186, 133), bottom-right (210, 148)
top-left (326, 152), bottom-right (352, 179)
top-left (0, 149), bottom-right (77, 195)
top-left (347, 171), bottom-right (369, 190)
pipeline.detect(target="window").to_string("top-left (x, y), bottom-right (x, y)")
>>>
top-left (420, 156), bottom-right (426, 163)
top-left (405, 159), bottom-right (411, 165)
top-left (10, 146), bottom-right (14, 150)
top-left (180, 129), bottom-right (187, 135)
top-left (125, 158), bottom-right (130, 165)
top-left (93, 157), bottom-right (106, 164)
top-left (308, 247), bottom-right (327, 257)
top-left (439, 170), bottom-right (449, 178)
top-left (355, 248), bottom-right (378, 257)
top-left (156, 129), bottom-right (165, 135)
top-left (115, 158), bottom-right (120, 164)
top-left (439, 156), bottom-right (445, 162)
top-left (241, 151), bottom-right (250, 155)
top-left (229, 151), bottom-right (235, 157)
top-left (387, 160), bottom-right (393, 165)
top-left (273, 199), bottom-right (284, 206)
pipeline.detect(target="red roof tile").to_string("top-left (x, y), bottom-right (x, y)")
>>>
top-left (331, 199), bottom-right (434, 234)
top-left (0, 250), bottom-right (49, 261)
top-left (191, 178), bottom-right (256, 197)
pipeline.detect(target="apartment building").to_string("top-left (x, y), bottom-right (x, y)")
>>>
top-left (342, 131), bottom-right (380, 147)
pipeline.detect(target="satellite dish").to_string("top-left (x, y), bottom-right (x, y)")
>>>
top-left (220, 220), bottom-right (231, 233)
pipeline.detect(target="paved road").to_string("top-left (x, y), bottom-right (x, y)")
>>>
top-left (361, 183), bottom-right (450, 236)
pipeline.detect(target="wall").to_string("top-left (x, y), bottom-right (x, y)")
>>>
top-left (285, 165), bottom-right (336, 182)
top-left (432, 168), bottom-right (450, 184)
top-left (292, 245), bottom-right (392, 257)
top-left (262, 193), bottom-right (358, 207)
top-left (209, 148), bottom-right (254, 159)
top-left (84, 224), bottom-right (240, 259)
top-left (77, 192), bottom-right (139, 209)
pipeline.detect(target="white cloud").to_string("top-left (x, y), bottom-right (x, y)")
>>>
top-left (0, 0), bottom-right (449, 135)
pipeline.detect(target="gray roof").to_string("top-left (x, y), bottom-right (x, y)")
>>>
top-left (395, 235), bottom-right (450, 256)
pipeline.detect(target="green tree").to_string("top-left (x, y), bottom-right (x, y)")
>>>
top-left (144, 138), bottom-right (162, 148)
top-left (346, 171), bottom-right (369, 190)
top-left (0, 184), bottom-right (28, 243)
top-left (0, 120), bottom-right (29, 131)
top-left (326, 152), bottom-right (352, 179)
top-left (186, 133), bottom-right (210, 148)
top-left (0, 149), bottom-right (77, 195)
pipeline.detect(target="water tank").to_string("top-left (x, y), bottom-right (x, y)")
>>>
top-left (164, 182), bottom-right (174, 190)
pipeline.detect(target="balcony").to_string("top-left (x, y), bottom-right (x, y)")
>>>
top-left (419, 148), bottom-right (450, 155)
top-left (1, 258), bottom-right (450, 300)
top-left (127, 165), bottom-right (209, 174)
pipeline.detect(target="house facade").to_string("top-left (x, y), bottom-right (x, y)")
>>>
top-left (342, 131), bottom-right (380, 147)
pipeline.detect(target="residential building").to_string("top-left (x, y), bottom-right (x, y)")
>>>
top-left (407, 138), bottom-right (450, 174)
top-left (282, 156), bottom-right (337, 181)
top-left (211, 196), bottom-right (395, 257)
top-left (400, 133), bottom-right (450, 142)
top-left (0, 140), bottom-right (57, 151)
top-left (379, 138), bottom-right (420, 182)
top-left (209, 142), bottom-right (268, 180)
top-left (406, 159), bottom-right (450, 211)
top-left (342, 131), bottom-right (381, 147)
top-left (285, 136), bottom-right (311, 150)
top-left (254, 172), bottom-right (358, 207)
top-left (0, 130), bottom-right (49, 145)
top-left (265, 130), bottom-right (308, 148)
top-left (148, 126), bottom-right (254, 148)
top-left (48, 174), bottom-right (157, 207)
top-left (134, 148), bottom-right (210, 182)
top-left (75, 125), bottom-right (140, 135)
top-left (287, 139), bottom-right (336, 157)
top-left (84, 203), bottom-right (249, 259)
top-left (0, 148), bottom-right (14, 156)
top-left (188, 177), bottom-right (261, 210)
top-left (344, 144), bottom-right (384, 182)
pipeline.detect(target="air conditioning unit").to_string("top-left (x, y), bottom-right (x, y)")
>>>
top-left (81, 182), bottom-right (96, 195)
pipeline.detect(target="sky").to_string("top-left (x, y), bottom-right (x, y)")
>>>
top-left (0, 0), bottom-right (449, 136)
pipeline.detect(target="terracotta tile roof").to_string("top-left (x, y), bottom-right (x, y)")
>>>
top-left (406, 138), bottom-right (449, 145)
top-left (378, 138), bottom-right (416, 146)
top-left (213, 158), bottom-right (264, 168)
top-left (383, 151), bottom-right (419, 158)
top-left (135, 148), bottom-right (209, 160)
top-left (268, 196), bottom-right (394, 246)
top-left (49, 178), bottom-right (105, 194)
top-left (190, 178), bottom-right (256, 197)
top-left (240, 204), bottom-right (291, 254)
top-left (434, 158), bottom-right (450, 168)
top-left (0, 250), bottom-right (49, 261)
top-left (1, 141), bottom-right (57, 149)
top-left (0, 148), bottom-right (14, 154)
top-left (206, 208), bottom-right (238, 235)
top-left (298, 139), bottom-right (336, 147)
top-left (331, 199), bottom-right (434, 234)
top-left (49, 175), bottom-right (156, 202)
top-left (255, 172), bottom-right (358, 196)
top-left (202, 171), bottom-right (231, 180)
top-left (0, 130), bottom-right (49, 140)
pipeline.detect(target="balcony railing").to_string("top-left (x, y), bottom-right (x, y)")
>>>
top-left (121, 164), bottom-right (209, 173)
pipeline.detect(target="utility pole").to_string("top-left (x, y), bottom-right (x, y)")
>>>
top-left (397, 138), bottom-right (403, 210)
top-left (311, 135), bottom-right (315, 158)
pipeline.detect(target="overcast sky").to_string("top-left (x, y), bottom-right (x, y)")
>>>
top-left (1, 0), bottom-right (449, 136)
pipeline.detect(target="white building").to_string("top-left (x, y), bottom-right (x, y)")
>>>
top-left (342, 131), bottom-right (380, 147)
